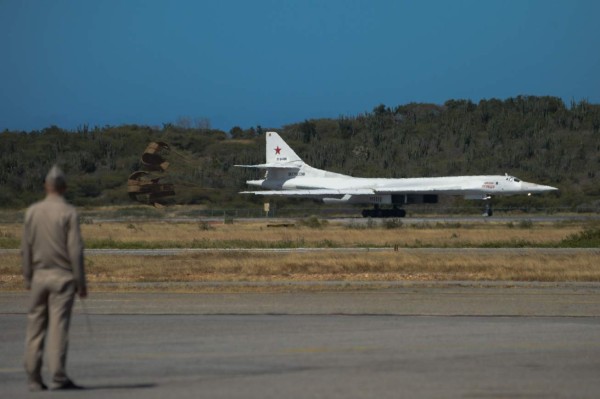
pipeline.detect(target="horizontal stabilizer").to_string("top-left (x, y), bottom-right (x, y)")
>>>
top-left (234, 162), bottom-right (303, 169)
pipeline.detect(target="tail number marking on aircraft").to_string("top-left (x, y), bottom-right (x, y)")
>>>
top-left (482, 182), bottom-right (496, 189)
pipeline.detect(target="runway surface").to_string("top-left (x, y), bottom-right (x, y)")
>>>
top-left (1, 285), bottom-right (600, 398)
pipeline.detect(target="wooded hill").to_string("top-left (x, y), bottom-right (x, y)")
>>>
top-left (1, 96), bottom-right (598, 212)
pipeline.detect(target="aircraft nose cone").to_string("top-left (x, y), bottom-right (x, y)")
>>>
top-left (523, 182), bottom-right (558, 193)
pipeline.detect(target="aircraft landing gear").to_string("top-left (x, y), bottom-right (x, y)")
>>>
top-left (362, 205), bottom-right (406, 218)
top-left (482, 203), bottom-right (493, 217)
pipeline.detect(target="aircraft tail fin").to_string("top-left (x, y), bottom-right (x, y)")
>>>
top-left (236, 131), bottom-right (350, 187)
top-left (266, 132), bottom-right (303, 164)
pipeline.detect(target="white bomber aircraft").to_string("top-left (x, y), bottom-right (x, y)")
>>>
top-left (237, 132), bottom-right (558, 217)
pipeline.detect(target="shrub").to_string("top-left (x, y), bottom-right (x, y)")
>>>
top-left (518, 219), bottom-right (533, 229)
top-left (560, 227), bottom-right (600, 247)
top-left (298, 215), bottom-right (327, 228)
top-left (382, 218), bottom-right (403, 229)
top-left (198, 221), bottom-right (214, 231)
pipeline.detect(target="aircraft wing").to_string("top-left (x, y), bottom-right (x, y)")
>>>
top-left (241, 188), bottom-right (375, 197)
top-left (373, 186), bottom-right (463, 195)
top-left (242, 185), bottom-right (470, 197)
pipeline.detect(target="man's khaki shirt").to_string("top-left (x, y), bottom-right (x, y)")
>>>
top-left (21, 194), bottom-right (86, 292)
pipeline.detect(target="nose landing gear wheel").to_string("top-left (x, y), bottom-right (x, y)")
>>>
top-left (483, 204), bottom-right (493, 217)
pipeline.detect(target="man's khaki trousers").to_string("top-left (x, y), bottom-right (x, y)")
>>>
top-left (24, 268), bottom-right (75, 386)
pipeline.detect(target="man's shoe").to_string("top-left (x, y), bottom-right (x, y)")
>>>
top-left (28, 381), bottom-right (48, 392)
top-left (52, 379), bottom-right (84, 390)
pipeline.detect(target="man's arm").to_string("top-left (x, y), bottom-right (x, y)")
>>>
top-left (21, 212), bottom-right (33, 290)
top-left (67, 210), bottom-right (87, 298)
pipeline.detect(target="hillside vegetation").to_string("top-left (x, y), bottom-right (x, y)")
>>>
top-left (1, 96), bottom-right (598, 211)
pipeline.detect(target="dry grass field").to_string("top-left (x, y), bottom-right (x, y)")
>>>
top-left (0, 219), bottom-right (589, 248)
top-left (83, 221), bottom-right (582, 247)
top-left (1, 218), bottom-right (598, 292)
top-left (1, 250), bottom-right (598, 292)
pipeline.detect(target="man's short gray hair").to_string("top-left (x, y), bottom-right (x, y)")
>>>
top-left (45, 165), bottom-right (67, 190)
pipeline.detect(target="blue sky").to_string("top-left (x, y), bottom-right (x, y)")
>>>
top-left (1, 0), bottom-right (599, 132)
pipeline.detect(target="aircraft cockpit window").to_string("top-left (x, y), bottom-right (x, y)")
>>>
top-left (514, 178), bottom-right (520, 182)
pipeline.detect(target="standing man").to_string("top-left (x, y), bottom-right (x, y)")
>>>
top-left (21, 165), bottom-right (87, 391)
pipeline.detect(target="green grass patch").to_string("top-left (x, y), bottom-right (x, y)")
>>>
top-left (114, 206), bottom-right (165, 218)
top-left (560, 227), bottom-right (600, 248)
top-left (85, 238), bottom-right (330, 249)
top-left (0, 237), bottom-right (20, 249)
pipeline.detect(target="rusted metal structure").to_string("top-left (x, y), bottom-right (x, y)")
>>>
top-left (128, 142), bottom-right (175, 204)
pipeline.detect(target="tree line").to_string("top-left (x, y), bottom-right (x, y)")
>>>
top-left (1, 95), bottom-right (598, 211)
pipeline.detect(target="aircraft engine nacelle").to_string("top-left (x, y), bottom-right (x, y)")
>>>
top-left (322, 194), bottom-right (438, 205)
top-left (323, 194), bottom-right (392, 204)
top-left (396, 194), bottom-right (439, 204)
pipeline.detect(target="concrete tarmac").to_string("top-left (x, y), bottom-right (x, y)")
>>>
top-left (1, 285), bottom-right (599, 398)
